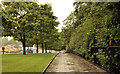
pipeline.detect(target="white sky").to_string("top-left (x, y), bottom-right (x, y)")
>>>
top-left (37, 0), bottom-right (75, 32)
top-left (2, 0), bottom-right (75, 40)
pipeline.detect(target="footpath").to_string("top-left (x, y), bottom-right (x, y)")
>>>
top-left (46, 52), bottom-right (109, 74)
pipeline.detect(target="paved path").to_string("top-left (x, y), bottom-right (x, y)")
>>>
top-left (46, 52), bottom-right (109, 73)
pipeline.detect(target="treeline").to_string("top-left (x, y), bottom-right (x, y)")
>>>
top-left (0, 37), bottom-right (22, 46)
top-left (2, 2), bottom-right (62, 54)
top-left (61, 2), bottom-right (120, 73)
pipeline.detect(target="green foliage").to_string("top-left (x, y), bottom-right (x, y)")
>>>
top-left (7, 38), bottom-right (22, 45)
top-left (2, 2), bottom-right (59, 54)
top-left (2, 37), bottom-right (8, 46)
top-left (61, 2), bottom-right (120, 73)
top-left (2, 2), bottom-right (42, 54)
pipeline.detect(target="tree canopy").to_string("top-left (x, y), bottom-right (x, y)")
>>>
top-left (61, 2), bottom-right (120, 74)
top-left (2, 2), bottom-right (59, 54)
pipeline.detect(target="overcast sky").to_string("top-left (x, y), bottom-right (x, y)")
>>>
top-left (38, 0), bottom-right (75, 32)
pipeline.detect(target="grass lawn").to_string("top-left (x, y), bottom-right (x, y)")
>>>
top-left (2, 53), bottom-right (57, 72)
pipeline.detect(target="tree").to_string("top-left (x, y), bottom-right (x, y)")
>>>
top-left (2, 37), bottom-right (8, 46)
top-left (26, 3), bottom-right (59, 53)
top-left (7, 38), bottom-right (22, 45)
top-left (61, 1), bottom-right (120, 73)
top-left (2, 2), bottom-right (38, 55)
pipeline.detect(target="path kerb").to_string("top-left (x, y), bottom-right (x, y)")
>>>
top-left (42, 53), bottom-right (60, 74)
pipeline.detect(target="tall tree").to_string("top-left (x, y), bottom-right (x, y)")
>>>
top-left (2, 2), bottom-right (38, 55)
top-left (61, 1), bottom-right (120, 73)
top-left (23, 3), bottom-right (59, 53)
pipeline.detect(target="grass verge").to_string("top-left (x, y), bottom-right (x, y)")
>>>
top-left (2, 53), bottom-right (57, 72)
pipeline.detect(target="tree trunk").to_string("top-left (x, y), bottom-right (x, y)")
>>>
top-left (23, 33), bottom-right (26, 55)
top-left (49, 49), bottom-right (50, 53)
top-left (41, 43), bottom-right (44, 53)
top-left (36, 42), bottom-right (38, 53)
top-left (45, 43), bottom-right (47, 53)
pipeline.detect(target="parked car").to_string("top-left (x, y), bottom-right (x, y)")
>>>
top-left (27, 49), bottom-right (33, 53)
top-left (21, 49), bottom-right (33, 53)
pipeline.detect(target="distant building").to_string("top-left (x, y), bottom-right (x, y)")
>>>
top-left (0, 44), bottom-right (22, 52)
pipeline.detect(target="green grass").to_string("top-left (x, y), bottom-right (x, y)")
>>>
top-left (2, 53), bottom-right (57, 72)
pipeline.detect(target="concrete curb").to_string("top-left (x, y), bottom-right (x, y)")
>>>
top-left (42, 53), bottom-right (60, 74)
